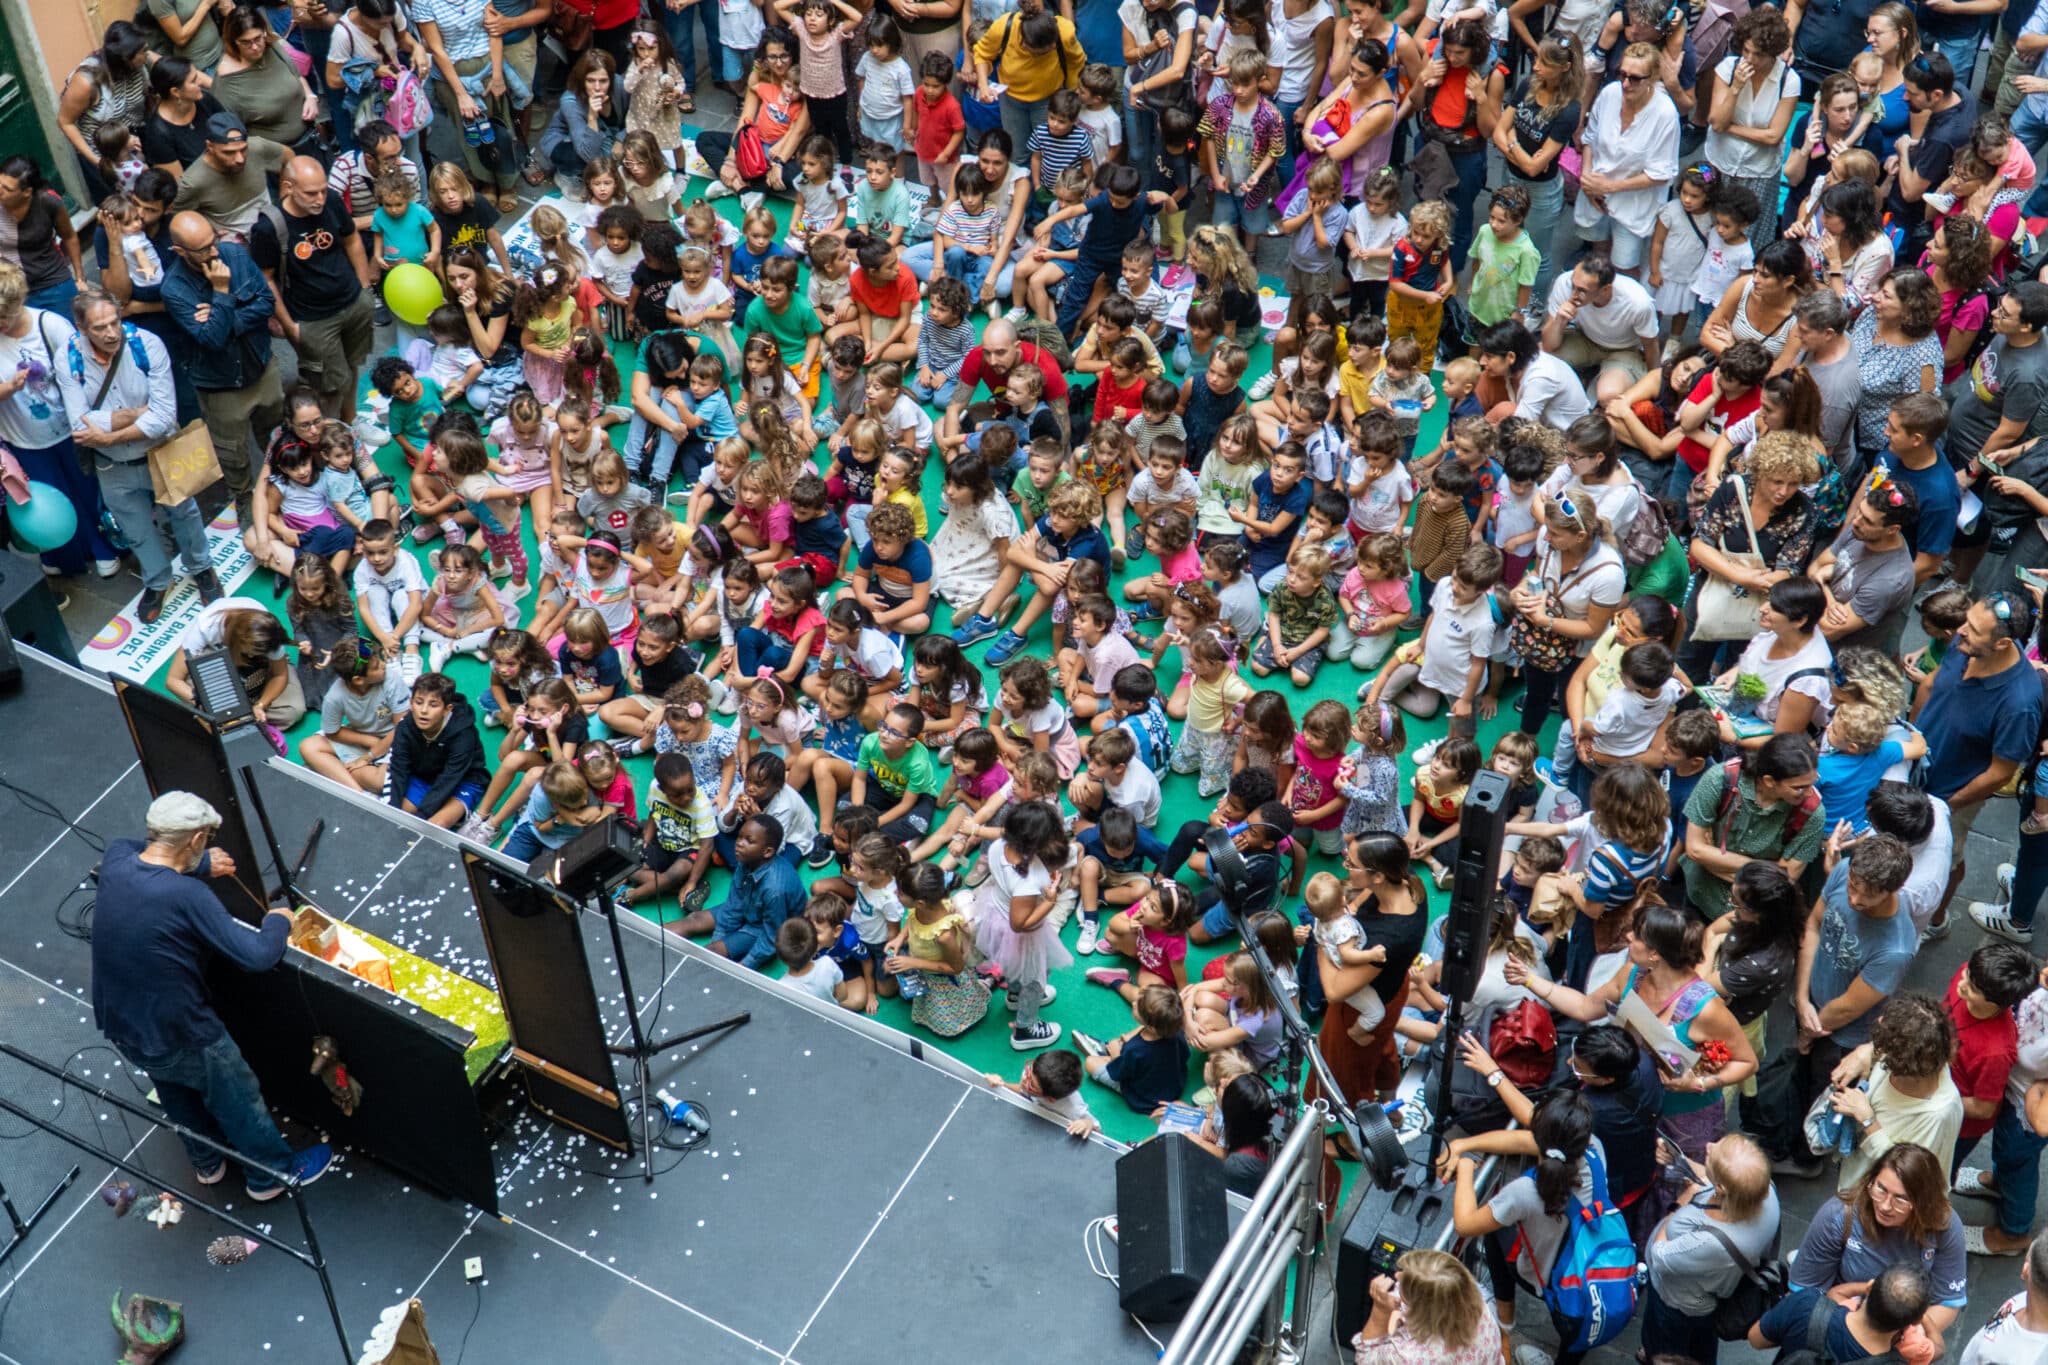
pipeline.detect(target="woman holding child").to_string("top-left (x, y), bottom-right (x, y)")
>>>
top-left (1309, 832), bottom-right (1426, 1111)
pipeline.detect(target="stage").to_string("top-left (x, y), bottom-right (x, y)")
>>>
top-left (0, 649), bottom-right (1164, 1363)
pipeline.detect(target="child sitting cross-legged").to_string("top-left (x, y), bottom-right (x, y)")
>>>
top-left (301, 639), bottom-right (412, 794)
top-left (1057, 594), bottom-right (1143, 727)
top-left (1074, 983), bottom-right (1192, 1114)
top-left (677, 812), bottom-right (809, 970)
top-left (967, 480), bottom-right (1111, 668)
top-left (911, 726), bottom-right (1014, 866)
top-left (1250, 544), bottom-right (1340, 687)
top-left (463, 676), bottom-right (588, 845)
top-left (1074, 806), bottom-right (1165, 959)
top-left (1405, 736), bottom-right (1482, 890)
top-left (1362, 544), bottom-right (1504, 735)
top-left (622, 751), bottom-right (716, 912)
top-left (1067, 726), bottom-right (1164, 836)
top-left (806, 890), bottom-right (878, 1012)
top-left (884, 862), bottom-right (992, 1037)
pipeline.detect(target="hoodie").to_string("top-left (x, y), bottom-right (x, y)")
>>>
top-left (385, 697), bottom-right (490, 818)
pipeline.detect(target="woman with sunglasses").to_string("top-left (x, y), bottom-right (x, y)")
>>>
top-left (1573, 41), bottom-right (1681, 278)
top-left (301, 639), bottom-right (412, 792)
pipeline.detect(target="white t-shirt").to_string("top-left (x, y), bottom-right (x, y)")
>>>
top-left (180, 597), bottom-right (289, 660)
top-left (1107, 761), bottom-right (1163, 829)
top-left (1347, 460), bottom-right (1416, 534)
top-left (1347, 205), bottom-right (1405, 283)
top-left (1423, 0), bottom-right (1506, 45)
top-left (1960, 1293), bottom-right (2048, 1365)
top-left (352, 553), bottom-right (429, 601)
top-left (427, 342), bottom-right (482, 392)
top-left (782, 956), bottom-right (843, 1004)
top-left (1545, 273), bottom-right (1661, 351)
top-left (0, 308), bottom-right (81, 449)
top-left (828, 626), bottom-right (903, 683)
top-left (665, 274), bottom-right (734, 320)
top-left (1531, 535), bottom-right (1628, 654)
top-left (1512, 349), bottom-right (1594, 431)
top-left (1704, 56), bottom-right (1799, 179)
top-left (1078, 106), bottom-right (1123, 167)
top-left (1589, 677), bottom-right (1685, 759)
top-left (1417, 577), bottom-right (1500, 699)
top-left (1900, 796), bottom-right (1953, 936)
top-left (1540, 466), bottom-right (1644, 546)
top-left (1573, 84), bottom-right (1681, 237)
top-left (986, 839), bottom-right (1054, 905)
top-left (719, 0), bottom-right (763, 49)
top-left (884, 392), bottom-right (934, 451)
top-left (590, 242), bottom-right (643, 298)
top-left (1267, 0), bottom-right (1334, 103)
top-left (855, 52), bottom-right (916, 121)
top-left (1729, 629), bottom-right (1835, 728)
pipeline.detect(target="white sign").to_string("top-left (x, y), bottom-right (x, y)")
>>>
top-left (82, 506), bottom-right (259, 685)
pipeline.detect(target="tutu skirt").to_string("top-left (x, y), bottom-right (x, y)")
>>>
top-left (970, 880), bottom-right (1071, 987)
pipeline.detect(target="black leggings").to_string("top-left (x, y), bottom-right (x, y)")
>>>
top-left (806, 90), bottom-right (854, 165)
top-left (1517, 661), bottom-right (1574, 738)
top-left (1160, 819), bottom-right (1209, 878)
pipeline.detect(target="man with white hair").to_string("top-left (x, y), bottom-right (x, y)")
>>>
top-left (90, 792), bottom-right (332, 1199)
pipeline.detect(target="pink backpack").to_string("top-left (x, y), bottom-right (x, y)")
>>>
top-left (379, 70), bottom-right (434, 139)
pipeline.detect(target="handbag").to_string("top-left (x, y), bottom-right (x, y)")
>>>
top-left (1691, 474), bottom-right (1768, 641)
top-left (1697, 1215), bottom-right (1788, 1341)
top-left (147, 422), bottom-right (224, 507)
top-left (734, 125), bottom-right (770, 181)
top-left (550, 0), bottom-right (595, 51)
top-left (1507, 550), bottom-right (1590, 673)
top-left (1129, 4), bottom-right (1196, 112)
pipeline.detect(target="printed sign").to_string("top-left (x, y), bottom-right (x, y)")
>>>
top-left (83, 506), bottom-right (258, 685)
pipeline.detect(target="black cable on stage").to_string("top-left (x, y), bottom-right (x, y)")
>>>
top-left (451, 1281), bottom-right (484, 1365)
top-left (0, 776), bottom-right (107, 856)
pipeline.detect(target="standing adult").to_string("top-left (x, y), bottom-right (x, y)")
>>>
top-left (1268, 0), bottom-right (1336, 187)
top-left (1705, 9), bottom-right (1801, 251)
top-left (52, 289), bottom-right (218, 625)
top-left (91, 793), bottom-right (333, 1199)
top-left (1494, 35), bottom-right (1581, 306)
top-left (162, 211), bottom-right (285, 538)
top-left (481, 0), bottom-right (553, 154)
top-left (171, 112), bottom-right (292, 242)
top-left (1572, 42), bottom-right (1680, 281)
top-left (213, 7), bottom-right (323, 153)
top-left (869, 0), bottom-right (959, 82)
top-left (1923, 214), bottom-right (1996, 385)
top-left (1120, 0), bottom-right (1198, 177)
top-left (1743, 832), bottom-right (1912, 1176)
top-left (1678, 734), bottom-right (1826, 922)
top-left (1949, 283), bottom-right (2048, 581)
top-left (1475, 319), bottom-right (1590, 429)
top-left (1806, 479), bottom-right (1919, 653)
top-left (971, 0), bottom-right (1087, 161)
top-left (142, 59), bottom-right (228, 178)
top-left (1348, 1251), bottom-right (1503, 1365)
top-left (415, 0), bottom-right (522, 209)
top-left (1542, 257), bottom-right (1662, 406)
top-left (55, 21), bottom-right (151, 202)
top-left (251, 157), bottom-right (378, 423)
top-left (95, 171), bottom-right (198, 423)
top-left (0, 159), bottom-right (86, 317)
top-left (1294, 29), bottom-right (1399, 197)
top-left (326, 119), bottom-right (423, 232)
top-left (0, 262), bottom-right (116, 581)
top-left (1787, 0), bottom-right (1889, 85)
top-left (1399, 20), bottom-right (1503, 275)
top-left (1848, 269), bottom-right (1944, 463)
top-left (1889, 51), bottom-right (1980, 262)
top-left (1914, 593), bottom-right (2046, 937)
top-left (555, 0), bottom-right (642, 74)
top-left (1784, 74), bottom-right (1878, 213)
top-left (148, 0), bottom-right (234, 75)
top-left (1640, 1134), bottom-right (1781, 1364)
top-left (1789, 290), bottom-right (1864, 471)
top-left (1314, 833), bottom-right (1426, 1105)
top-left (1509, 489), bottom-right (1628, 738)
top-left (325, 0), bottom-right (433, 156)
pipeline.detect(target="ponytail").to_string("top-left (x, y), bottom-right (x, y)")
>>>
top-left (1530, 1092), bottom-right (1594, 1218)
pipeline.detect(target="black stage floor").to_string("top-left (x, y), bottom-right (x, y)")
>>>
top-left (0, 651), bottom-right (1162, 1364)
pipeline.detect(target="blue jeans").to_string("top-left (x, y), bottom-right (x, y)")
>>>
top-left (1933, 30), bottom-right (1983, 89)
top-left (663, 0), bottom-right (722, 91)
top-left (1275, 97), bottom-right (1303, 189)
top-left (999, 94), bottom-right (1052, 169)
top-left (945, 244), bottom-right (995, 300)
top-left (712, 896), bottom-right (777, 968)
top-left (1056, 252), bottom-right (1118, 340)
top-left (119, 1033), bottom-right (297, 1192)
top-left (2006, 817), bottom-right (2048, 931)
top-left (95, 455), bottom-right (209, 593)
top-left (903, 239), bottom-right (1023, 296)
top-left (623, 401), bottom-right (710, 487)
top-left (1445, 144), bottom-right (1489, 274)
top-left (1124, 99), bottom-right (1160, 187)
top-left (500, 821), bottom-right (549, 864)
top-left (909, 374), bottom-right (959, 407)
top-left (1992, 1095), bottom-right (2048, 1235)
top-left (2015, 101), bottom-right (2048, 217)
top-left (1214, 190), bottom-right (1273, 236)
top-left (25, 278), bottom-right (79, 317)
top-left (735, 624), bottom-right (794, 678)
top-left (1512, 171), bottom-right (1568, 308)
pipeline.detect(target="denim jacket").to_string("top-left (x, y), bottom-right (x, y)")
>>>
top-left (161, 242), bottom-right (276, 393)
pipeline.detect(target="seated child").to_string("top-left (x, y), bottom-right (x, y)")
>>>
top-left (1075, 983), bottom-right (1193, 1114)
top-left (301, 638), bottom-right (412, 794)
top-left (774, 916), bottom-right (844, 1003)
top-left (623, 751), bottom-right (717, 909)
top-left (1249, 545), bottom-right (1339, 687)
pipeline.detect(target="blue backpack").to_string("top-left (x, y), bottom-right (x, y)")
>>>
top-left (1536, 1143), bottom-right (1637, 1353)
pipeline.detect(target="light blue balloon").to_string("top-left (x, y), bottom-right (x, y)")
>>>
top-left (12, 481), bottom-right (79, 551)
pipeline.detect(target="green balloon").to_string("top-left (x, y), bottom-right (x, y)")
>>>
top-left (383, 263), bottom-right (445, 326)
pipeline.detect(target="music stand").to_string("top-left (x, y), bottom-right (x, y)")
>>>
top-left (534, 819), bottom-right (750, 1184)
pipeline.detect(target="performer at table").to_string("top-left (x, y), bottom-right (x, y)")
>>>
top-left (91, 791), bottom-right (334, 1200)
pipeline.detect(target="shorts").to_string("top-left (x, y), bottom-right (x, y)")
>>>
top-left (644, 842), bottom-right (694, 874)
top-left (404, 777), bottom-right (485, 813)
top-left (294, 520), bottom-right (358, 558)
top-left (1553, 330), bottom-right (1650, 383)
top-left (1574, 211), bottom-right (1650, 271)
top-left (1282, 261), bottom-right (1337, 306)
top-left (1215, 191), bottom-right (1272, 237)
top-left (1199, 896), bottom-right (1238, 942)
top-left (293, 292), bottom-right (376, 395)
top-left (1251, 631), bottom-right (1326, 678)
top-left (1948, 798), bottom-right (1987, 864)
top-left (858, 109), bottom-right (905, 151)
top-left (1098, 866), bottom-right (1147, 892)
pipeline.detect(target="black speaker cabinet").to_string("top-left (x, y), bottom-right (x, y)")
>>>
top-left (1438, 769), bottom-right (1512, 1005)
top-left (1114, 1133), bottom-right (1230, 1321)
top-left (0, 549), bottom-right (76, 667)
top-left (1333, 1161), bottom-right (1455, 1343)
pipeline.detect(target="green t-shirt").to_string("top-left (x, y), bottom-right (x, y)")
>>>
top-left (1626, 533), bottom-right (1691, 603)
top-left (745, 295), bottom-right (823, 371)
top-left (391, 377), bottom-right (445, 444)
top-left (1468, 227), bottom-right (1541, 328)
top-left (857, 732), bottom-right (940, 800)
top-left (149, 0), bottom-right (224, 73)
top-left (1010, 466), bottom-right (1071, 522)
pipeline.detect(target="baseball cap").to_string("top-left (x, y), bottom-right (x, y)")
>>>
top-left (205, 110), bottom-right (249, 144)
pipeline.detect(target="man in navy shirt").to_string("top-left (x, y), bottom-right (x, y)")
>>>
top-left (1749, 1263), bottom-right (1931, 1360)
top-left (92, 793), bottom-right (332, 1198)
top-left (1916, 593), bottom-right (2046, 938)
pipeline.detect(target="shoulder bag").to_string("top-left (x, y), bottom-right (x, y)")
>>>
top-left (1691, 474), bottom-right (1767, 641)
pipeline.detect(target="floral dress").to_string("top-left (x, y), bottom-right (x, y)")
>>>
top-left (655, 719), bottom-right (740, 802)
top-left (1848, 308), bottom-right (1942, 462)
top-left (1338, 749), bottom-right (1405, 837)
top-left (902, 908), bottom-right (990, 1036)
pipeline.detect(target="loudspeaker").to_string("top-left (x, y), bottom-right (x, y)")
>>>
top-left (1332, 1161), bottom-right (1455, 1343)
top-left (1437, 769), bottom-right (1512, 1005)
top-left (0, 609), bottom-right (20, 693)
top-left (1114, 1134), bottom-right (1230, 1321)
top-left (0, 549), bottom-right (76, 667)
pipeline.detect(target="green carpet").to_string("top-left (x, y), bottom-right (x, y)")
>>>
top-left (222, 161), bottom-right (1538, 1146)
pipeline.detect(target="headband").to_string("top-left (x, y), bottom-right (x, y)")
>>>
top-left (586, 534), bottom-right (621, 554)
top-left (1543, 1148), bottom-right (1567, 1161)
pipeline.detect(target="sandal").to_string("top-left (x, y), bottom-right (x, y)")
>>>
top-left (521, 148), bottom-right (549, 187)
top-left (677, 89), bottom-right (695, 114)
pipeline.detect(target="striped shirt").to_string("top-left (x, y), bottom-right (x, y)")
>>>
top-left (1577, 817), bottom-right (1672, 908)
top-left (935, 202), bottom-right (1000, 250)
top-left (411, 0), bottom-right (491, 63)
top-left (916, 314), bottom-right (976, 379)
top-left (328, 152), bottom-right (422, 224)
top-left (1028, 123), bottom-right (1096, 187)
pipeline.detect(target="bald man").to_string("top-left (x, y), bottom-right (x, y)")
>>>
top-left (161, 210), bottom-right (284, 530)
top-left (939, 317), bottom-right (1072, 445)
top-left (249, 156), bottom-right (377, 421)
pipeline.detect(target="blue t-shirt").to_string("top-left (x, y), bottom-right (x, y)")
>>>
top-left (1114, 698), bottom-right (1173, 772)
top-left (793, 507), bottom-right (847, 559)
top-left (1816, 740), bottom-right (1906, 834)
top-left (553, 638), bottom-right (625, 694)
top-left (1244, 472), bottom-right (1311, 577)
top-left (1757, 1289), bottom-right (1870, 1359)
top-left (856, 536), bottom-right (934, 601)
top-left (1889, 455), bottom-right (1959, 559)
top-left (1078, 190), bottom-right (1155, 263)
top-left (1916, 647), bottom-right (2045, 800)
top-left (1102, 1031), bottom-right (1191, 1112)
top-left (521, 787), bottom-right (581, 849)
top-left (1806, 861), bottom-right (1918, 1047)
top-left (1033, 514), bottom-right (1113, 574)
top-left (680, 388), bottom-right (739, 442)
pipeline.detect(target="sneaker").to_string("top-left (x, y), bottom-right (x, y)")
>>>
top-left (1512, 1346), bottom-right (1554, 1365)
top-left (411, 521), bottom-right (443, 545)
top-left (1411, 737), bottom-right (1443, 766)
top-left (1128, 602), bottom-right (1164, 623)
top-left (427, 639), bottom-right (453, 674)
top-left (1085, 967), bottom-right (1131, 989)
top-left (1970, 900), bottom-right (2033, 944)
top-left (1999, 862), bottom-right (2017, 899)
top-left (951, 612), bottom-right (1001, 646)
top-left (248, 1143), bottom-right (335, 1200)
top-left (666, 489), bottom-right (693, 506)
top-left (136, 586), bottom-right (167, 625)
top-left (94, 557), bottom-right (124, 579)
top-left (193, 1160), bottom-right (228, 1185)
top-left (457, 813), bottom-right (496, 845)
top-left (1919, 913), bottom-right (1951, 945)
top-left (499, 579), bottom-right (531, 603)
top-left (1038, 982), bottom-right (1057, 1006)
top-left (194, 569), bottom-right (224, 604)
top-left (1011, 1020), bottom-right (1062, 1051)
top-left (1248, 371), bottom-right (1279, 401)
top-left (42, 563), bottom-right (63, 577)
top-left (805, 840), bottom-right (837, 870)
top-left (1110, 546), bottom-right (1126, 572)
top-left (399, 650), bottom-right (423, 687)
top-left (1076, 917), bottom-right (1100, 955)
top-left (1072, 1031), bottom-right (1108, 1059)
top-left (1534, 757), bottom-right (1555, 787)
top-left (607, 735), bottom-right (642, 757)
top-left (1003, 306), bottom-right (1029, 324)
top-left (983, 629), bottom-right (1028, 666)
top-left (680, 884), bottom-right (712, 916)
top-left (703, 180), bottom-right (735, 200)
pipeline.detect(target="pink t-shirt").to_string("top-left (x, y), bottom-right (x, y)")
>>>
top-left (2000, 136), bottom-right (2036, 191)
top-left (735, 499), bottom-right (795, 547)
top-left (963, 763), bottom-right (1012, 803)
top-left (1136, 924), bottom-right (1188, 981)
top-left (1082, 631), bottom-right (1142, 697)
top-left (1160, 542), bottom-right (1203, 585)
top-left (1289, 733), bottom-right (1346, 832)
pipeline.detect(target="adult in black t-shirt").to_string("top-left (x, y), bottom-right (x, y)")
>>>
top-left (1885, 50), bottom-right (1978, 258)
top-left (251, 157), bottom-right (376, 420)
top-left (1498, 56), bottom-right (1580, 306)
top-left (140, 57), bottom-right (224, 177)
top-left (443, 247), bottom-right (523, 375)
top-left (1786, 0), bottom-right (1886, 83)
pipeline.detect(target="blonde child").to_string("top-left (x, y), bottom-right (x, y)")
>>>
top-left (1015, 164), bottom-right (1095, 323)
top-left (622, 18), bottom-right (688, 166)
top-left (1171, 628), bottom-right (1253, 796)
top-left (1338, 700), bottom-right (1408, 839)
top-left (1384, 199), bottom-right (1455, 365)
top-left (1367, 337), bottom-right (1435, 460)
top-left (513, 262), bottom-right (579, 406)
top-left (1194, 413), bottom-right (1265, 544)
top-left (684, 435), bottom-right (751, 532)
top-left (425, 162), bottom-right (512, 276)
top-left (1071, 423), bottom-right (1136, 568)
top-left (661, 246), bottom-right (741, 373)
top-left (619, 130), bottom-right (681, 221)
top-left (1338, 532), bottom-right (1414, 671)
top-left (680, 199), bottom-right (740, 285)
top-left (635, 674), bottom-right (741, 809)
top-left (1250, 544), bottom-right (1339, 687)
top-left (370, 173), bottom-right (438, 285)
top-left (1077, 62), bottom-right (1124, 167)
top-left (1299, 873), bottom-right (1392, 1043)
top-left (884, 863), bottom-right (991, 1036)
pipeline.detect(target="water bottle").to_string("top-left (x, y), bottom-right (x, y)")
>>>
top-left (896, 969), bottom-right (927, 999)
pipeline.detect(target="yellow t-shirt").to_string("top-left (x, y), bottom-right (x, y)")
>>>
top-left (887, 486), bottom-right (928, 539)
top-left (972, 12), bottom-right (1087, 104)
top-left (1188, 670), bottom-right (1253, 734)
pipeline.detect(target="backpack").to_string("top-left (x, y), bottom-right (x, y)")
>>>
top-left (1772, 1292), bottom-right (1908, 1365)
top-left (1619, 486), bottom-right (1672, 568)
top-left (1011, 324), bottom-right (1073, 374)
top-left (1130, 4), bottom-right (1197, 113)
top-left (1536, 1143), bottom-right (1638, 1353)
top-left (1712, 758), bottom-right (1819, 841)
top-left (1487, 997), bottom-right (1556, 1087)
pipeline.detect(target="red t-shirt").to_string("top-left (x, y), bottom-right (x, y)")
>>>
top-left (958, 340), bottom-right (1068, 403)
top-left (561, 0), bottom-right (639, 29)
top-left (763, 601), bottom-right (827, 657)
top-left (913, 87), bottom-right (965, 163)
top-left (1094, 370), bottom-right (1146, 423)
top-left (1947, 964), bottom-right (2018, 1139)
top-left (849, 264), bottom-right (919, 320)
top-left (1675, 372), bottom-right (1762, 474)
